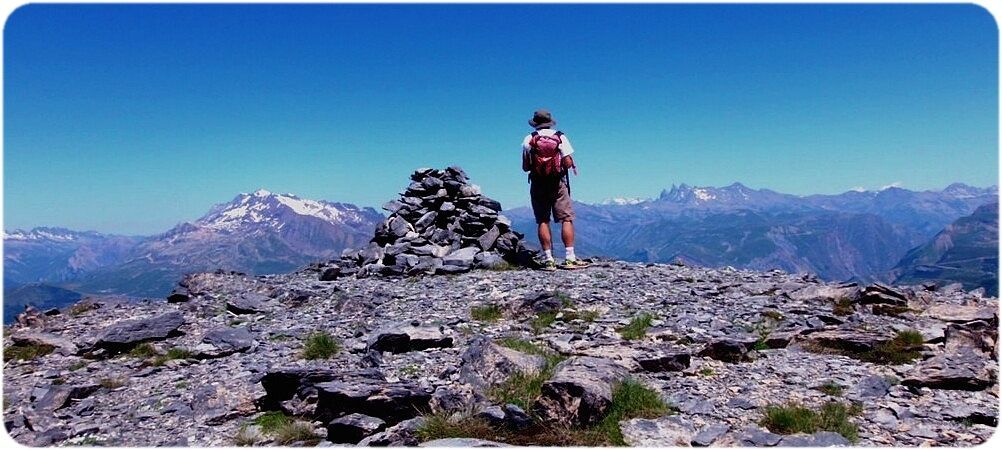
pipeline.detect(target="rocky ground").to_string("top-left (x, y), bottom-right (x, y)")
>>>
top-left (3, 261), bottom-right (998, 447)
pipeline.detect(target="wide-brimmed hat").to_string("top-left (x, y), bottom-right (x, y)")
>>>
top-left (528, 109), bottom-right (556, 129)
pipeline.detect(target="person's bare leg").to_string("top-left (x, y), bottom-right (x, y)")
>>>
top-left (560, 220), bottom-right (574, 248)
top-left (538, 222), bottom-right (553, 251)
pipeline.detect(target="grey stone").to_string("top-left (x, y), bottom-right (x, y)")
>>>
top-left (94, 312), bottom-right (185, 352)
top-left (327, 413), bottom-right (387, 444)
top-left (621, 415), bottom-right (696, 446)
top-left (226, 293), bottom-right (268, 314)
top-left (459, 337), bottom-right (545, 388)
top-left (535, 357), bottom-right (630, 426)
top-left (367, 323), bottom-right (453, 354)
top-left (692, 423), bottom-right (730, 447)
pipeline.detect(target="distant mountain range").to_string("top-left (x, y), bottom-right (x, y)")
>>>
top-left (507, 182), bottom-right (997, 287)
top-left (890, 202), bottom-right (999, 296)
top-left (3, 182), bottom-right (998, 322)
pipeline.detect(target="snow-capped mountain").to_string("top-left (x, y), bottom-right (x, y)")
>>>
top-left (68, 190), bottom-right (383, 296)
top-left (4, 191), bottom-right (384, 303)
top-left (600, 197), bottom-right (648, 206)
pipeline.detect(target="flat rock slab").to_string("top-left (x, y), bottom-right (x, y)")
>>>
top-left (535, 356), bottom-right (629, 426)
top-left (692, 423), bottom-right (731, 447)
top-left (315, 378), bottom-right (433, 424)
top-left (10, 332), bottom-right (78, 356)
top-left (621, 415), bottom-right (696, 446)
top-left (902, 348), bottom-right (995, 391)
top-left (94, 311), bottom-right (185, 352)
top-left (195, 326), bottom-right (256, 357)
top-left (856, 284), bottom-right (909, 306)
top-left (924, 304), bottom-right (997, 323)
top-left (737, 426), bottom-right (783, 446)
top-left (802, 328), bottom-right (889, 353)
top-left (459, 337), bottom-right (545, 388)
top-left (367, 322), bottom-right (453, 354)
top-left (226, 293), bottom-right (269, 314)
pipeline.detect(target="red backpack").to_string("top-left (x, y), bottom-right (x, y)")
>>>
top-left (528, 131), bottom-right (564, 178)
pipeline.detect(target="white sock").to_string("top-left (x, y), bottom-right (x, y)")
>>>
top-left (543, 249), bottom-right (554, 261)
top-left (566, 247), bottom-right (576, 261)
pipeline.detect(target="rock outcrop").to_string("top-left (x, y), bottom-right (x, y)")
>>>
top-left (327, 167), bottom-right (531, 278)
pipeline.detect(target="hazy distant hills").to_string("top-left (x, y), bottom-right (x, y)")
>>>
top-left (891, 202), bottom-right (999, 296)
top-left (3, 182), bottom-right (997, 322)
top-left (508, 182), bottom-right (997, 284)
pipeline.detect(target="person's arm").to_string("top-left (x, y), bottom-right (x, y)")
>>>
top-left (521, 135), bottom-right (532, 172)
top-left (559, 134), bottom-right (578, 175)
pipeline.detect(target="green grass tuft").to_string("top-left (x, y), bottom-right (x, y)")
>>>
top-left (302, 331), bottom-right (341, 360)
top-left (127, 343), bottom-right (158, 358)
top-left (617, 313), bottom-right (654, 340)
top-left (531, 311), bottom-right (558, 334)
top-left (151, 347), bottom-right (193, 366)
top-left (597, 380), bottom-right (673, 445)
top-left (471, 304), bottom-right (503, 322)
top-left (817, 381), bottom-right (843, 397)
top-left (3, 343), bottom-right (55, 362)
top-left (761, 401), bottom-right (861, 443)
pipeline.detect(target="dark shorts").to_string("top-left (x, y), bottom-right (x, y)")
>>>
top-left (530, 177), bottom-right (575, 224)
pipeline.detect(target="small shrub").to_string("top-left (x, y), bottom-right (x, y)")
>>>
top-left (471, 304), bottom-right (503, 322)
top-left (699, 367), bottom-right (715, 376)
top-left (753, 338), bottom-right (769, 351)
top-left (761, 401), bottom-right (860, 443)
top-left (817, 381), bottom-right (843, 397)
top-left (99, 378), bottom-right (126, 389)
top-left (401, 365), bottom-right (421, 376)
top-left (617, 313), bottom-right (654, 340)
top-left (832, 297), bottom-right (854, 316)
top-left (175, 381), bottom-right (190, 389)
top-left (302, 332), bottom-right (340, 360)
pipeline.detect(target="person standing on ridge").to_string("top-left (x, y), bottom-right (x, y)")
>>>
top-left (521, 109), bottom-right (589, 271)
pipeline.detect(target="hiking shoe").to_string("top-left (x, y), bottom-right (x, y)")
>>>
top-left (539, 260), bottom-right (558, 271)
top-left (559, 259), bottom-right (591, 270)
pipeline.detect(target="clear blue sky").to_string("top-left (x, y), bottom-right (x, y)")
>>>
top-left (4, 4), bottom-right (998, 235)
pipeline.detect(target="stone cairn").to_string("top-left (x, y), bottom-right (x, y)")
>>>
top-left (324, 166), bottom-right (531, 279)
